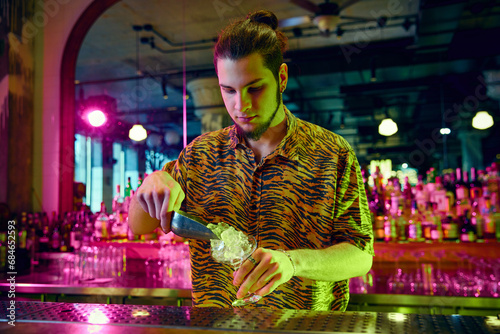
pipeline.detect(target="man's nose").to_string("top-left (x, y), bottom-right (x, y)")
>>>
top-left (235, 92), bottom-right (251, 112)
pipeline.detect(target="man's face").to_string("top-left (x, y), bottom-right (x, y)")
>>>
top-left (217, 53), bottom-right (286, 141)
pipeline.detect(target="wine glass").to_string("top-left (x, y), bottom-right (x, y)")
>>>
top-left (210, 234), bottom-right (261, 306)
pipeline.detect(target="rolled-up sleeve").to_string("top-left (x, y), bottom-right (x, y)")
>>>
top-left (331, 149), bottom-right (374, 256)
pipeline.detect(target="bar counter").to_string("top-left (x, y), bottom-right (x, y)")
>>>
top-left (1, 241), bottom-right (500, 316)
top-left (1, 301), bottom-right (499, 333)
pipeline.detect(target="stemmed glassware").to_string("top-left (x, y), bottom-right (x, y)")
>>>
top-left (211, 234), bottom-right (261, 306)
top-left (387, 250), bottom-right (405, 294)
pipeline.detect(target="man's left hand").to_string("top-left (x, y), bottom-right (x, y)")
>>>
top-left (232, 248), bottom-right (294, 299)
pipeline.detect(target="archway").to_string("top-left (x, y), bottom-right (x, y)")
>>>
top-left (59, 0), bottom-right (121, 213)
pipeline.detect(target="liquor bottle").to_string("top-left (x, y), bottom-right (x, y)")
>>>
top-left (496, 210), bottom-right (500, 242)
top-left (482, 196), bottom-right (497, 241)
top-left (384, 211), bottom-right (397, 243)
top-left (18, 212), bottom-right (28, 250)
top-left (70, 213), bottom-right (83, 251)
top-left (455, 168), bottom-right (471, 217)
top-left (361, 168), bottom-right (371, 200)
top-left (51, 221), bottom-right (61, 252)
top-left (487, 163), bottom-right (500, 208)
top-left (469, 167), bottom-right (483, 200)
top-left (470, 200), bottom-right (484, 242)
top-left (420, 204), bottom-right (434, 241)
top-left (138, 173), bottom-right (143, 188)
top-left (82, 213), bottom-right (94, 246)
top-left (372, 166), bottom-right (384, 191)
top-left (369, 182), bottom-right (386, 242)
top-left (443, 172), bottom-right (456, 216)
top-left (94, 202), bottom-right (110, 242)
top-left (392, 179), bottom-right (404, 213)
top-left (430, 176), bottom-right (447, 214)
top-left (402, 176), bottom-right (413, 212)
top-left (406, 200), bottom-right (422, 242)
top-left (441, 215), bottom-right (459, 242)
top-left (38, 225), bottom-right (50, 252)
top-left (414, 177), bottom-right (428, 213)
top-left (425, 168), bottom-right (437, 207)
top-left (0, 232), bottom-right (6, 272)
top-left (112, 185), bottom-right (124, 214)
top-left (41, 211), bottom-right (50, 230)
top-left (26, 213), bottom-right (37, 257)
top-left (387, 181), bottom-right (397, 218)
top-left (431, 215), bottom-right (443, 243)
top-left (460, 210), bottom-right (476, 243)
top-left (124, 177), bottom-right (133, 198)
top-left (395, 206), bottom-right (407, 243)
top-left (373, 215), bottom-right (385, 242)
top-left (369, 184), bottom-right (385, 216)
top-left (385, 178), bottom-right (394, 207)
top-left (59, 212), bottom-right (73, 252)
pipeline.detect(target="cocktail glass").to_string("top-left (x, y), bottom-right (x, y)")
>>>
top-left (211, 235), bottom-right (261, 306)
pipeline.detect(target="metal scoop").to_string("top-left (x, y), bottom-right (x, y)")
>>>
top-left (171, 210), bottom-right (218, 240)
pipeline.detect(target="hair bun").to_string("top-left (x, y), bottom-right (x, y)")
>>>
top-left (248, 10), bottom-right (279, 30)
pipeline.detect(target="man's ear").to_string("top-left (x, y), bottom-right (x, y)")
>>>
top-left (279, 63), bottom-right (288, 92)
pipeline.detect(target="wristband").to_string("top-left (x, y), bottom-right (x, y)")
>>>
top-left (277, 249), bottom-right (296, 277)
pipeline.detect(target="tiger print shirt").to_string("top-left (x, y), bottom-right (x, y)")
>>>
top-left (163, 107), bottom-right (374, 310)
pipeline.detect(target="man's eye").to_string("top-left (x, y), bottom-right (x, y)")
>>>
top-left (224, 89), bottom-right (235, 94)
top-left (248, 86), bottom-right (262, 92)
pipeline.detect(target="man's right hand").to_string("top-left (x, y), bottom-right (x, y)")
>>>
top-left (132, 171), bottom-right (185, 234)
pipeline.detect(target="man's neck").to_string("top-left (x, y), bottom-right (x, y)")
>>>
top-left (246, 110), bottom-right (288, 163)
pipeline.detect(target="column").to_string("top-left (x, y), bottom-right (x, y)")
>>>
top-left (458, 129), bottom-right (487, 172)
top-left (187, 77), bottom-right (232, 134)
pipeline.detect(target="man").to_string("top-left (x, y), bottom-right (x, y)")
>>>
top-left (129, 10), bottom-right (374, 310)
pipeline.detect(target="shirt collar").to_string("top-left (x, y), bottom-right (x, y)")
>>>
top-left (229, 106), bottom-right (299, 161)
top-left (275, 107), bottom-right (299, 161)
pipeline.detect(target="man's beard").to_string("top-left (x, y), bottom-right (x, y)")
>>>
top-left (235, 86), bottom-right (282, 141)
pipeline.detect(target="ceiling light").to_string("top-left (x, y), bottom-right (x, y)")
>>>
top-left (440, 127), bottom-right (451, 135)
top-left (472, 111), bottom-right (494, 130)
top-left (377, 16), bottom-right (388, 28)
top-left (87, 109), bottom-right (106, 127)
top-left (370, 67), bottom-right (377, 82)
top-left (378, 118), bottom-right (398, 136)
top-left (313, 15), bottom-right (341, 37)
top-left (370, 58), bottom-right (377, 82)
top-left (402, 18), bottom-right (413, 31)
top-left (335, 26), bottom-right (344, 40)
top-left (129, 124), bottom-right (148, 141)
top-left (161, 76), bottom-right (168, 99)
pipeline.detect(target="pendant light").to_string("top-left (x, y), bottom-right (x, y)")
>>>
top-left (129, 25), bottom-right (148, 142)
top-left (129, 124), bottom-right (147, 142)
top-left (472, 111), bottom-right (494, 130)
top-left (378, 118), bottom-right (398, 136)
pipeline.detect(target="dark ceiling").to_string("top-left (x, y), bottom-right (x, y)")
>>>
top-left (75, 0), bottom-right (500, 172)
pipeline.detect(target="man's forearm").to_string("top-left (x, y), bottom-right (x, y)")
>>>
top-left (128, 194), bottom-right (162, 235)
top-left (289, 243), bottom-right (373, 282)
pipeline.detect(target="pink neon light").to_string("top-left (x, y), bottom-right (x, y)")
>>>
top-left (87, 109), bottom-right (106, 127)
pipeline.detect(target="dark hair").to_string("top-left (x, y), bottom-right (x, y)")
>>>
top-left (213, 10), bottom-right (288, 80)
